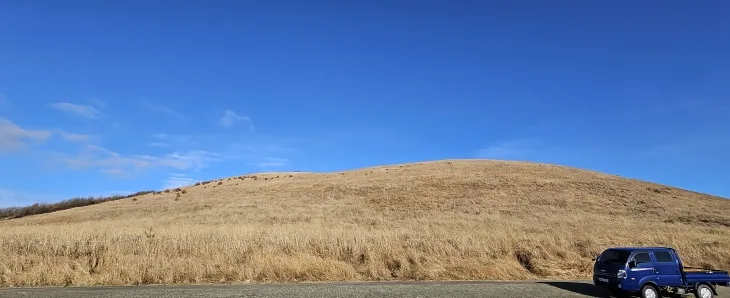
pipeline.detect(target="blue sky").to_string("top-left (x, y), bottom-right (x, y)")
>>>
top-left (1, 0), bottom-right (729, 207)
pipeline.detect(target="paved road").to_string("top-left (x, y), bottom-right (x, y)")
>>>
top-left (0, 280), bottom-right (727, 297)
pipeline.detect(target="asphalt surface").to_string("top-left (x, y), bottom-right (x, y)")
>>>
top-left (0, 280), bottom-right (727, 298)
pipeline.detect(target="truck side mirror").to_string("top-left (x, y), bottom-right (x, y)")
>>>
top-left (628, 261), bottom-right (637, 268)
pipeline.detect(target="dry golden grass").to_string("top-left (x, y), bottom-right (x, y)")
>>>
top-left (1, 159), bottom-right (729, 287)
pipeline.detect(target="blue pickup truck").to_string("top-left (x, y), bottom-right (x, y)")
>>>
top-left (593, 247), bottom-right (730, 298)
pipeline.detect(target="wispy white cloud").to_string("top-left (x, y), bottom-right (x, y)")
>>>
top-left (48, 133), bottom-right (296, 178)
top-left (143, 132), bottom-right (297, 171)
top-left (0, 118), bottom-right (92, 150)
top-left (54, 130), bottom-right (93, 142)
top-left (89, 97), bottom-right (107, 108)
top-left (122, 131), bottom-right (293, 173)
top-left (227, 138), bottom-right (298, 155)
top-left (1, 109), bottom-right (296, 182)
top-left (0, 118), bottom-right (52, 152)
top-left (220, 110), bottom-right (253, 130)
top-left (474, 139), bottom-right (540, 160)
top-left (141, 102), bottom-right (186, 121)
top-left (223, 141), bottom-right (296, 168)
top-left (148, 134), bottom-right (170, 147)
top-left (48, 102), bottom-right (102, 119)
top-left (51, 145), bottom-right (222, 177)
top-left (147, 142), bottom-right (170, 147)
top-left (164, 150), bottom-right (221, 171)
top-left (149, 133), bottom-right (195, 146)
top-left (163, 173), bottom-right (197, 189)
top-left (254, 157), bottom-right (289, 168)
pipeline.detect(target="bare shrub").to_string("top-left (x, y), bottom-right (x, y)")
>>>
top-left (0, 190), bottom-right (154, 220)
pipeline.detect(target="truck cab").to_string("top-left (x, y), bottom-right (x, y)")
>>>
top-left (593, 247), bottom-right (730, 298)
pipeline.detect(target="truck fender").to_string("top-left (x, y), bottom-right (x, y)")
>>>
top-left (640, 280), bottom-right (659, 291)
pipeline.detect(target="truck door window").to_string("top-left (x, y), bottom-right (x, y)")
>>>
top-left (654, 251), bottom-right (673, 263)
top-left (632, 252), bottom-right (652, 264)
top-left (597, 249), bottom-right (630, 264)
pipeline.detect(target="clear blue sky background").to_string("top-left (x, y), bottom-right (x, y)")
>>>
top-left (1, 0), bottom-right (728, 207)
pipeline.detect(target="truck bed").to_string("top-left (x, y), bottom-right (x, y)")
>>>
top-left (685, 269), bottom-right (730, 285)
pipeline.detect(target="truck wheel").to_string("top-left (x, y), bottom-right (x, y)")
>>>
top-left (694, 284), bottom-right (714, 298)
top-left (641, 284), bottom-right (660, 298)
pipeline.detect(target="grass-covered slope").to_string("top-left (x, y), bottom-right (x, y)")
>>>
top-left (1, 159), bottom-right (728, 287)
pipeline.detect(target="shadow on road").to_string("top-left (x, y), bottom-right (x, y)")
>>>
top-left (539, 282), bottom-right (610, 297)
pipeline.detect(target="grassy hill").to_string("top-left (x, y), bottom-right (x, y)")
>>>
top-left (1, 159), bottom-right (728, 287)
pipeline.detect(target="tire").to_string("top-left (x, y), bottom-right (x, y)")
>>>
top-left (694, 284), bottom-right (714, 298)
top-left (641, 284), bottom-right (661, 298)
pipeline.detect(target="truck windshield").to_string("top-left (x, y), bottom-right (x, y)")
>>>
top-left (597, 249), bottom-right (631, 265)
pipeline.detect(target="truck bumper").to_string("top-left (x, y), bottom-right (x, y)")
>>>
top-left (593, 276), bottom-right (624, 291)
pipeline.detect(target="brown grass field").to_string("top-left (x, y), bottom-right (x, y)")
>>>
top-left (1, 159), bottom-right (729, 287)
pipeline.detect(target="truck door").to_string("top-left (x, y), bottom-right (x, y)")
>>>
top-left (653, 250), bottom-right (683, 286)
top-left (628, 251), bottom-right (657, 288)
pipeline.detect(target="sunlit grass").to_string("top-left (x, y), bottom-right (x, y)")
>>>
top-left (1, 160), bottom-right (728, 287)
